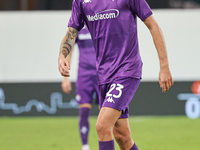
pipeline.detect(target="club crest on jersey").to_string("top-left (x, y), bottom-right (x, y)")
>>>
top-left (83, 0), bottom-right (92, 3)
top-left (105, 97), bottom-right (115, 103)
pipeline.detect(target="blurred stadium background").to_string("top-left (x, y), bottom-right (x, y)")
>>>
top-left (0, 0), bottom-right (200, 150)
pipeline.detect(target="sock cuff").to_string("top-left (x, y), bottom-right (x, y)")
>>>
top-left (79, 107), bottom-right (91, 118)
top-left (80, 107), bottom-right (90, 110)
top-left (99, 139), bottom-right (114, 143)
top-left (99, 140), bottom-right (114, 150)
top-left (130, 143), bottom-right (139, 150)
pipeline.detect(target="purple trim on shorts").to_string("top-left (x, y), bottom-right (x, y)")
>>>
top-left (101, 106), bottom-right (129, 119)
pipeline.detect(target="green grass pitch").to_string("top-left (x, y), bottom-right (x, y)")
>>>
top-left (0, 116), bottom-right (199, 150)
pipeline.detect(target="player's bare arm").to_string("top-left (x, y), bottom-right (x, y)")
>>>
top-left (58, 27), bottom-right (78, 77)
top-left (62, 77), bottom-right (72, 94)
top-left (61, 45), bottom-right (73, 94)
top-left (59, 27), bottom-right (78, 57)
top-left (144, 15), bottom-right (173, 93)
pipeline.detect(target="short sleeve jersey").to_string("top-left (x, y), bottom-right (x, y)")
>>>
top-left (76, 25), bottom-right (97, 76)
top-left (68, 0), bottom-right (152, 85)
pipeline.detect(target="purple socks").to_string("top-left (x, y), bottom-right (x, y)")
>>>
top-left (99, 140), bottom-right (115, 150)
top-left (79, 107), bottom-right (91, 145)
top-left (99, 140), bottom-right (138, 150)
top-left (130, 143), bottom-right (139, 150)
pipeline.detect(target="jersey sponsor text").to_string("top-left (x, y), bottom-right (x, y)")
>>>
top-left (87, 9), bottom-right (119, 21)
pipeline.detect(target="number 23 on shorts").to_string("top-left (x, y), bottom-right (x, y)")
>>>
top-left (106, 83), bottom-right (124, 98)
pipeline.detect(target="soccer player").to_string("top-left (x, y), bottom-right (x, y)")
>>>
top-left (61, 25), bottom-right (98, 150)
top-left (58, 0), bottom-right (173, 150)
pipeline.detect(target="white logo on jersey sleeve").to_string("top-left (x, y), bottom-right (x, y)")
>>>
top-left (83, 0), bottom-right (92, 3)
top-left (78, 33), bottom-right (92, 40)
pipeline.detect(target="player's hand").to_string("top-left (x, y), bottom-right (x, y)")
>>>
top-left (159, 67), bottom-right (173, 93)
top-left (61, 77), bottom-right (72, 94)
top-left (58, 54), bottom-right (70, 77)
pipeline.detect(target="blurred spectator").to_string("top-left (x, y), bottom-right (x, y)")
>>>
top-left (0, 0), bottom-right (73, 10)
top-left (170, 0), bottom-right (200, 8)
top-left (0, 0), bottom-right (20, 10)
top-left (0, 0), bottom-right (199, 10)
top-left (146, 0), bottom-right (170, 8)
top-left (34, 0), bottom-right (73, 10)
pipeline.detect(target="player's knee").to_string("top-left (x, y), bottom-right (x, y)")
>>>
top-left (96, 121), bottom-right (110, 135)
top-left (96, 122), bottom-right (104, 134)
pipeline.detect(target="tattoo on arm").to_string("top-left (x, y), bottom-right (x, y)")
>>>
top-left (60, 27), bottom-right (78, 58)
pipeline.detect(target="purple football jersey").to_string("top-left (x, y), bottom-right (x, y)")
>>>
top-left (68, 0), bottom-right (152, 84)
top-left (76, 25), bottom-right (97, 76)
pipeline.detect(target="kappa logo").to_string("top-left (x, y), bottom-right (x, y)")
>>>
top-left (83, 0), bottom-right (92, 3)
top-left (105, 97), bottom-right (115, 103)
